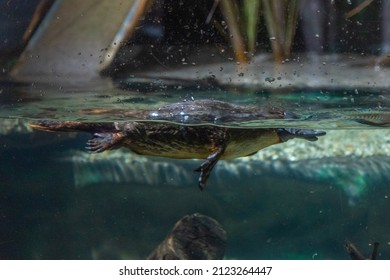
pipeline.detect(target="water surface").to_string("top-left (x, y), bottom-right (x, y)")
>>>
top-left (1, 80), bottom-right (390, 129)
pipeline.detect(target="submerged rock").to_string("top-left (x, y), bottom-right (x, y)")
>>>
top-left (148, 213), bottom-right (227, 260)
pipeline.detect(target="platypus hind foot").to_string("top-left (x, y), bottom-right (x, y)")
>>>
top-left (277, 128), bottom-right (326, 142)
top-left (194, 146), bottom-right (225, 191)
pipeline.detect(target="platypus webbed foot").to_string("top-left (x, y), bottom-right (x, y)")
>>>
top-left (277, 128), bottom-right (326, 142)
top-left (194, 146), bottom-right (225, 191)
top-left (86, 132), bottom-right (124, 153)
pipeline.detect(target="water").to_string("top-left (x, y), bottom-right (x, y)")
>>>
top-left (1, 80), bottom-right (390, 260)
top-left (2, 80), bottom-right (390, 128)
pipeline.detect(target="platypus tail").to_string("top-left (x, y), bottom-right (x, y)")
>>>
top-left (30, 120), bottom-right (117, 133)
top-left (277, 128), bottom-right (326, 142)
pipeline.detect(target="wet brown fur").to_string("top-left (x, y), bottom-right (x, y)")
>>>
top-left (117, 122), bottom-right (281, 159)
top-left (30, 120), bottom-right (281, 160)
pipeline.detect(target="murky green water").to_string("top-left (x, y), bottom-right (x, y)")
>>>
top-left (1, 80), bottom-right (390, 260)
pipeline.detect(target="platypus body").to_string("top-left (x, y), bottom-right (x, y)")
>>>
top-left (30, 100), bottom-right (326, 190)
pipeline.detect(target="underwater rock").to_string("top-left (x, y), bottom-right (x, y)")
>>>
top-left (147, 213), bottom-right (227, 260)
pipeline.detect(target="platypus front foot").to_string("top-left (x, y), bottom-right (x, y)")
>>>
top-left (86, 132), bottom-right (124, 153)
